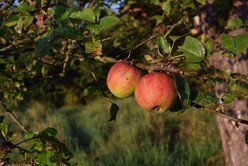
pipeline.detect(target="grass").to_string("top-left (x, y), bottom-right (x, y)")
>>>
top-left (8, 96), bottom-right (223, 165)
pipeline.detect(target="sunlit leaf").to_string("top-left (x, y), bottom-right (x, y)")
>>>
top-left (23, 15), bottom-right (34, 30)
top-left (85, 40), bottom-right (102, 56)
top-left (220, 32), bottom-right (248, 55)
top-left (24, 131), bottom-right (39, 140)
top-left (70, 8), bottom-right (95, 22)
top-left (109, 103), bottom-right (119, 121)
top-left (204, 38), bottom-right (214, 58)
top-left (184, 62), bottom-right (201, 71)
top-left (15, 2), bottom-right (35, 12)
top-left (179, 36), bottom-right (206, 62)
top-left (99, 16), bottom-right (120, 31)
top-left (37, 150), bottom-right (56, 165)
top-left (221, 92), bottom-right (236, 104)
top-left (225, 18), bottom-right (244, 29)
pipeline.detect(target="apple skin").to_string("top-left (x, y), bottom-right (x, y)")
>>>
top-left (134, 72), bottom-right (177, 113)
top-left (107, 61), bottom-right (142, 98)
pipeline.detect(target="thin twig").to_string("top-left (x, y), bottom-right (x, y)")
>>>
top-left (192, 101), bottom-right (248, 126)
top-left (86, 59), bottom-right (112, 103)
top-left (0, 98), bottom-right (29, 133)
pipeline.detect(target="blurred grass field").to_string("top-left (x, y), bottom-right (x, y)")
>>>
top-left (12, 96), bottom-right (223, 165)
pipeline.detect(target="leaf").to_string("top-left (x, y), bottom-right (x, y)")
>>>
top-left (220, 33), bottom-right (248, 55)
top-left (221, 92), bottom-right (236, 104)
top-left (179, 36), bottom-right (206, 62)
top-left (184, 62), bottom-right (201, 71)
top-left (36, 150), bottom-right (56, 165)
top-left (228, 81), bottom-right (248, 99)
top-left (4, 15), bottom-right (20, 27)
top-left (85, 40), bottom-right (102, 56)
top-left (108, 103), bottom-right (119, 121)
top-left (225, 18), bottom-right (244, 29)
top-left (15, 2), bottom-right (35, 12)
top-left (83, 86), bottom-right (102, 96)
top-left (174, 75), bottom-right (190, 107)
top-left (54, 25), bottom-right (84, 40)
top-left (35, 33), bottom-right (56, 57)
top-left (24, 131), bottom-right (39, 140)
top-left (70, 8), bottom-right (95, 22)
top-left (41, 127), bottom-right (57, 137)
top-left (99, 16), bottom-right (120, 31)
top-left (54, 6), bottom-right (69, 20)
top-left (23, 15), bottom-right (34, 30)
top-left (169, 35), bottom-right (185, 42)
top-left (0, 122), bottom-right (8, 138)
top-left (14, 16), bottom-right (23, 33)
top-left (204, 38), bottom-right (214, 58)
top-left (156, 36), bottom-right (171, 55)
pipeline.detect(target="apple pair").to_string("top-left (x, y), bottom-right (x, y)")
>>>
top-left (106, 61), bottom-right (177, 113)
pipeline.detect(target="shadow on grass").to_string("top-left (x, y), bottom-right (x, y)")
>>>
top-left (14, 97), bottom-right (223, 166)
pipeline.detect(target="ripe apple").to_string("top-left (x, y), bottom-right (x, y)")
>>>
top-left (134, 72), bottom-right (177, 113)
top-left (107, 61), bottom-right (142, 98)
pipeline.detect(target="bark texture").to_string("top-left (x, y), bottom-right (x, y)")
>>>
top-left (207, 1), bottom-right (248, 165)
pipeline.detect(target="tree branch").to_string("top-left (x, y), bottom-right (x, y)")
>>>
top-left (191, 101), bottom-right (248, 126)
top-left (0, 98), bottom-right (29, 133)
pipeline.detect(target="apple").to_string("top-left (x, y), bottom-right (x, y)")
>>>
top-left (107, 61), bottom-right (142, 98)
top-left (134, 72), bottom-right (177, 113)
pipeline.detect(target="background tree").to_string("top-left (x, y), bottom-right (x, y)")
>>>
top-left (0, 0), bottom-right (247, 165)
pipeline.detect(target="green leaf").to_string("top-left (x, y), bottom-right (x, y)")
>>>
top-left (204, 38), bottom-right (214, 58)
top-left (184, 62), bottom-right (201, 71)
top-left (221, 92), bottom-right (236, 104)
top-left (14, 16), bottom-right (23, 33)
top-left (23, 15), bottom-right (34, 30)
top-left (179, 36), bottom-right (206, 62)
top-left (109, 103), bottom-right (119, 121)
top-left (54, 25), bottom-right (84, 40)
top-left (228, 81), bottom-right (248, 99)
top-left (99, 16), bottom-right (120, 31)
top-left (70, 8), bottom-right (95, 22)
top-left (220, 33), bottom-right (248, 55)
top-left (169, 35), bottom-right (185, 42)
top-left (54, 6), bottom-right (69, 20)
top-left (15, 2), bottom-right (35, 12)
top-left (37, 150), bottom-right (56, 165)
top-left (41, 127), bottom-right (57, 137)
top-left (0, 122), bottom-right (8, 138)
top-left (225, 18), bottom-right (244, 29)
top-left (24, 131), bottom-right (39, 140)
top-left (174, 75), bottom-right (190, 107)
top-left (4, 15), bottom-right (20, 27)
top-left (83, 86), bottom-right (102, 96)
top-left (156, 36), bottom-right (171, 55)
top-left (35, 33), bottom-right (57, 57)
top-left (85, 40), bottom-right (102, 56)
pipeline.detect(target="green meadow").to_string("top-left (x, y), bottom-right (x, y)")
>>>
top-left (6, 96), bottom-right (223, 165)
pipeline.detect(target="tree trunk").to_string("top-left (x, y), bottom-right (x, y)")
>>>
top-left (204, 0), bottom-right (248, 165)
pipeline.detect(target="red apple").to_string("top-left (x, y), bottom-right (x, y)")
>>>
top-left (134, 72), bottom-right (177, 113)
top-left (107, 61), bottom-right (142, 98)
